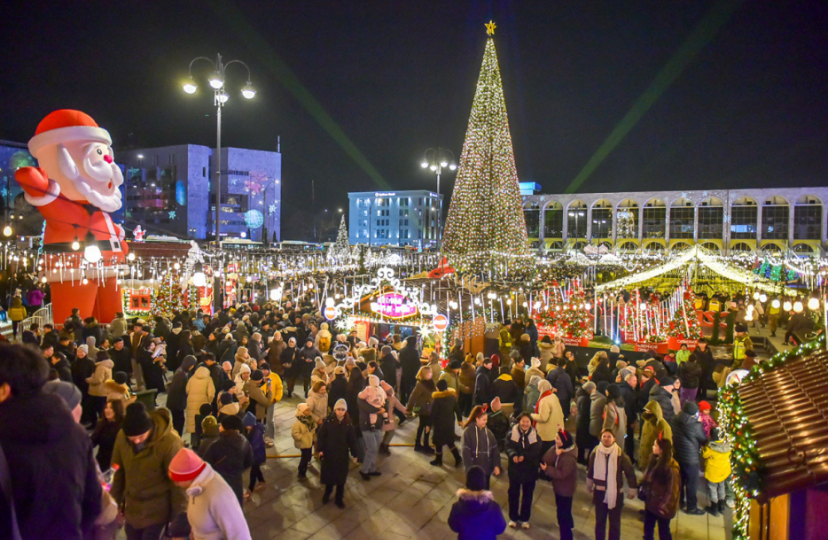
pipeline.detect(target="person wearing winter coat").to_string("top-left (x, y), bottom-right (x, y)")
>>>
top-left (7, 297), bottom-right (30, 335)
top-left (305, 379), bottom-right (329, 424)
top-left (691, 338), bottom-right (716, 396)
top-left (602, 384), bottom-right (627, 454)
top-left (232, 346), bottom-right (251, 378)
top-left (166, 355), bottom-right (196, 436)
top-left (429, 379), bottom-right (463, 466)
top-left (399, 335), bottom-right (421, 403)
top-left (71, 344), bottom-right (95, 423)
top-left (91, 398), bottom-right (124, 471)
top-left (458, 356), bottom-right (476, 417)
top-left (314, 322), bottom-right (333, 353)
top-left (702, 428), bottom-right (732, 516)
top-left (473, 357), bottom-right (494, 406)
top-left (328, 367), bottom-right (349, 409)
top-left (86, 350), bottom-right (114, 420)
top-left (379, 380), bottom-right (409, 455)
top-left (292, 403), bottom-right (318, 479)
top-left (492, 365), bottom-right (521, 411)
top-left (537, 336), bottom-right (556, 371)
top-left (267, 332), bottom-right (287, 376)
top-left (671, 401), bottom-right (707, 514)
top-left (378, 345), bottom-right (400, 390)
top-left (248, 332), bottom-right (264, 362)
top-left (523, 375), bottom-right (542, 415)
top-left (575, 382), bottom-right (596, 464)
top-left (525, 357), bottom-right (545, 387)
top-left (139, 337), bottom-right (167, 397)
top-left (486, 396), bottom-right (510, 451)
top-left (168, 448), bottom-right (252, 540)
top-left (298, 338), bottom-right (321, 397)
top-left (407, 366), bottom-right (437, 454)
top-left (111, 403), bottom-right (186, 539)
top-left (317, 399), bottom-right (359, 508)
top-left (201, 415), bottom-right (253, 504)
top-left (448, 465), bottom-right (507, 540)
top-left (530, 379), bottom-right (565, 456)
top-left (546, 358), bottom-right (575, 419)
top-left (640, 438), bottom-right (681, 540)
top-left (541, 429), bottom-right (579, 540)
top-left (462, 406), bottom-right (501, 488)
top-left (108, 311), bottom-right (128, 340)
top-left (639, 400), bottom-right (673, 469)
top-left (242, 412), bottom-right (266, 497)
top-left (648, 377), bottom-right (677, 423)
top-left (186, 366), bottom-right (217, 434)
top-left (243, 369), bottom-right (273, 421)
top-left (677, 355), bottom-right (702, 407)
top-left (505, 413), bottom-right (542, 529)
top-left (587, 429), bottom-right (638, 540)
top-left (109, 338), bottom-right (133, 384)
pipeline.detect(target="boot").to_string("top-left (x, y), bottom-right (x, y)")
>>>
top-left (706, 504), bottom-right (720, 517)
top-left (451, 448), bottom-right (462, 467)
top-left (422, 432), bottom-right (435, 455)
top-left (718, 500), bottom-right (726, 513)
top-left (414, 442), bottom-right (425, 454)
top-left (429, 452), bottom-right (443, 466)
top-left (379, 443), bottom-right (391, 455)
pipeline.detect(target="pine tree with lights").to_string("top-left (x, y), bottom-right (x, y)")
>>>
top-left (149, 270), bottom-right (187, 319)
top-left (442, 21), bottom-right (532, 278)
top-left (328, 215), bottom-right (352, 263)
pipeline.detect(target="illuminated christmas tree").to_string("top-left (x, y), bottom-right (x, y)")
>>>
top-left (667, 290), bottom-right (701, 339)
top-left (442, 22), bottom-right (532, 278)
top-left (328, 215), bottom-right (352, 263)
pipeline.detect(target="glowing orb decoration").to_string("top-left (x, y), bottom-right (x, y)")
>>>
top-left (244, 209), bottom-right (264, 228)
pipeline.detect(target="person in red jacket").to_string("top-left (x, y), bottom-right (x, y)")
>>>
top-left (15, 110), bottom-right (127, 326)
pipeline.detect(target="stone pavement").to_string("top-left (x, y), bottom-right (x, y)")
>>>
top-left (237, 395), bottom-right (732, 540)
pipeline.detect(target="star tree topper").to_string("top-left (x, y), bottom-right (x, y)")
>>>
top-left (485, 20), bottom-right (496, 36)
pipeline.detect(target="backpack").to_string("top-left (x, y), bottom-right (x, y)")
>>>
top-left (318, 335), bottom-right (331, 353)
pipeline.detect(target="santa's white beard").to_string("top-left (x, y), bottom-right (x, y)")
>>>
top-left (74, 164), bottom-right (124, 213)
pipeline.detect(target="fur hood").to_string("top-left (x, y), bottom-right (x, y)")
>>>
top-left (432, 388), bottom-right (456, 399)
top-left (456, 488), bottom-right (494, 502)
top-left (105, 379), bottom-right (129, 395)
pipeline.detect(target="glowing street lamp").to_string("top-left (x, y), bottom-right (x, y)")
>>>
top-left (419, 147), bottom-right (456, 250)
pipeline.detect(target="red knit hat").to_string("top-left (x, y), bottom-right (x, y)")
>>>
top-left (168, 448), bottom-right (206, 482)
top-left (28, 109), bottom-right (111, 158)
top-left (698, 400), bottom-right (712, 412)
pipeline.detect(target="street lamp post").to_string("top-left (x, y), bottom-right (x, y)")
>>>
top-left (182, 54), bottom-right (255, 244)
top-left (420, 148), bottom-right (456, 250)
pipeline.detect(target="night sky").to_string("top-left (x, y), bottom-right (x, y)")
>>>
top-left (2, 1), bottom-right (827, 240)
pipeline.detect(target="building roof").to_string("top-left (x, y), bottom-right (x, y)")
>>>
top-left (738, 348), bottom-right (828, 500)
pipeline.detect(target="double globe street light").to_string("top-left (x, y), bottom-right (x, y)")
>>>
top-left (182, 54), bottom-right (255, 243)
top-left (420, 148), bottom-right (456, 250)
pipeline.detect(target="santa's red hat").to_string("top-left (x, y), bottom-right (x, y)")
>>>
top-left (28, 109), bottom-right (111, 158)
top-left (168, 448), bottom-right (206, 482)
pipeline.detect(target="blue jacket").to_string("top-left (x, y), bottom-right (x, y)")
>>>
top-left (448, 489), bottom-right (506, 540)
top-left (546, 366), bottom-right (575, 404)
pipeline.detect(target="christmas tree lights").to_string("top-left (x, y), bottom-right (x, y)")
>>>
top-left (442, 26), bottom-right (533, 278)
top-left (328, 215), bottom-right (352, 264)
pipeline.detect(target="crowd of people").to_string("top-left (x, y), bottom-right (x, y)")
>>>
top-left (0, 294), bottom-right (752, 540)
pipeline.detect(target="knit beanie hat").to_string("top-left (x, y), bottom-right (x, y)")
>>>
top-left (582, 381), bottom-right (596, 393)
top-left (368, 374), bottom-right (380, 387)
top-left (698, 400), bottom-right (712, 412)
top-left (606, 384), bottom-right (621, 400)
top-left (344, 357), bottom-right (356, 368)
top-left (113, 371), bottom-right (128, 385)
top-left (466, 466), bottom-right (487, 491)
top-left (660, 376), bottom-right (676, 387)
top-left (437, 379), bottom-right (448, 392)
top-left (77, 344), bottom-right (88, 355)
top-left (259, 362), bottom-right (270, 371)
top-left (557, 429), bottom-right (575, 449)
top-left (251, 370), bottom-right (264, 381)
top-left (618, 368), bottom-right (632, 381)
top-left (43, 380), bottom-right (82, 411)
top-left (168, 448), bottom-right (206, 482)
top-left (221, 380), bottom-right (235, 392)
top-left (239, 364), bottom-right (251, 375)
top-left (596, 381), bottom-right (610, 394)
top-left (123, 402), bottom-right (154, 436)
top-left (334, 398), bottom-right (348, 411)
top-left (242, 411), bottom-right (257, 428)
top-left (315, 358), bottom-right (326, 371)
top-left (297, 403), bottom-right (309, 415)
top-left (683, 401), bottom-right (699, 415)
top-left (220, 415), bottom-right (243, 431)
top-left (201, 415), bottom-right (219, 437)
top-left (220, 392), bottom-right (235, 405)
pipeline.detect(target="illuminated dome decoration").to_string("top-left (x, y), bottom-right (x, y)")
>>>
top-left (244, 209), bottom-right (264, 229)
top-left (441, 22), bottom-right (532, 278)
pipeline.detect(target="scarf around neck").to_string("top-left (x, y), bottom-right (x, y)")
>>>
top-left (594, 443), bottom-right (620, 509)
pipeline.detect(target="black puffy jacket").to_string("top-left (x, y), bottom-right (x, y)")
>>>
top-left (671, 411), bottom-right (707, 465)
top-left (648, 385), bottom-right (676, 423)
top-left (678, 361), bottom-right (702, 389)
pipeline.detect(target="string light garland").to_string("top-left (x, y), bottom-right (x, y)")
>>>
top-left (441, 29), bottom-right (533, 279)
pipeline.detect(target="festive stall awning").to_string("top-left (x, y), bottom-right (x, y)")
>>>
top-left (594, 245), bottom-right (797, 296)
top-left (737, 348), bottom-right (828, 501)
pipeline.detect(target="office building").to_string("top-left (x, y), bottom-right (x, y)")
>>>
top-left (118, 145), bottom-right (281, 242)
top-left (348, 190), bottom-right (444, 247)
top-left (522, 187), bottom-right (828, 255)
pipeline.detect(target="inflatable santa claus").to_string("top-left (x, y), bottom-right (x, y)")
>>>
top-left (15, 109), bottom-right (128, 326)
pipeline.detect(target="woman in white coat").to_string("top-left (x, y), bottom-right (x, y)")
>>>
top-left (186, 365), bottom-right (216, 434)
top-left (530, 379), bottom-right (565, 456)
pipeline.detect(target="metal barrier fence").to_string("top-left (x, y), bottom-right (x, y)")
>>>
top-left (18, 304), bottom-right (53, 340)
